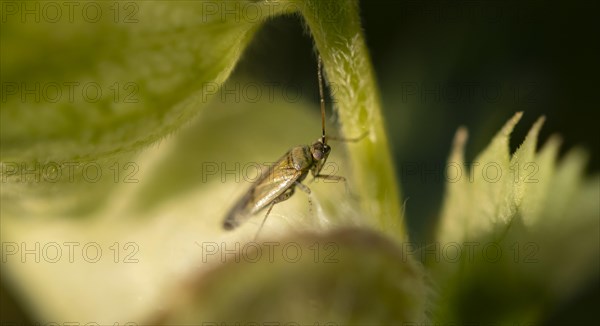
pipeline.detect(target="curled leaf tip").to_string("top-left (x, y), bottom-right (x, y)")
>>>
top-left (450, 126), bottom-right (468, 162)
top-left (499, 111), bottom-right (523, 137)
top-left (529, 115), bottom-right (546, 136)
top-left (453, 127), bottom-right (469, 150)
top-left (513, 115), bottom-right (545, 157)
top-left (543, 134), bottom-right (563, 149)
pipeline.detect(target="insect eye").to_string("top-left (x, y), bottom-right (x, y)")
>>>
top-left (311, 141), bottom-right (328, 160)
top-left (312, 150), bottom-right (323, 160)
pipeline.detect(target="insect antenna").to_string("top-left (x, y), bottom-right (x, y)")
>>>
top-left (317, 55), bottom-right (327, 145)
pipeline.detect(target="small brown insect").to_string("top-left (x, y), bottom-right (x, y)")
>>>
top-left (223, 56), bottom-right (345, 235)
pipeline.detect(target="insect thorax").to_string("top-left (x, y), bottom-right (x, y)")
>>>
top-left (289, 146), bottom-right (314, 171)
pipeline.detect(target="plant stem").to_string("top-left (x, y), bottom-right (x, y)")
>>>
top-left (287, 0), bottom-right (405, 239)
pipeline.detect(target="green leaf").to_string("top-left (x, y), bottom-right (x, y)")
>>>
top-left (1, 0), bottom-right (275, 162)
top-left (1, 0), bottom-right (282, 217)
top-left (437, 112), bottom-right (523, 243)
top-left (434, 113), bottom-right (599, 324)
top-left (154, 228), bottom-right (428, 324)
top-left (437, 112), bottom-right (598, 243)
top-left (1, 89), bottom-right (362, 322)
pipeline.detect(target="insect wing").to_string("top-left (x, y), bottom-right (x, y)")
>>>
top-left (252, 159), bottom-right (301, 211)
top-left (223, 153), bottom-right (302, 229)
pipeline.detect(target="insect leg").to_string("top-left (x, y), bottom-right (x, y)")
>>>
top-left (314, 174), bottom-right (345, 182)
top-left (294, 181), bottom-right (312, 194)
top-left (314, 174), bottom-right (349, 194)
top-left (295, 181), bottom-right (313, 217)
top-left (254, 188), bottom-right (295, 241)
